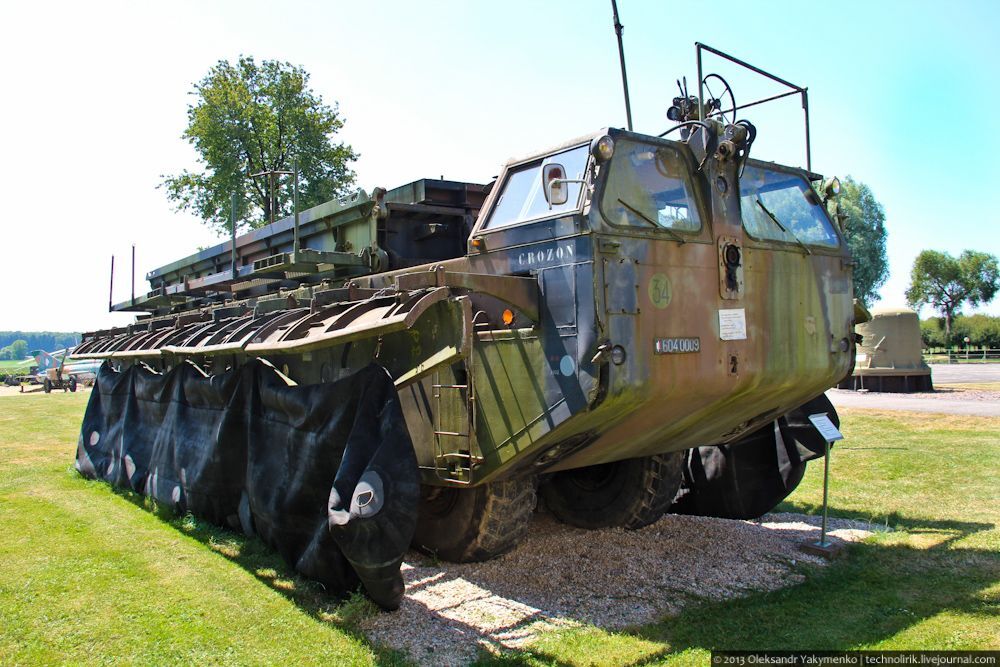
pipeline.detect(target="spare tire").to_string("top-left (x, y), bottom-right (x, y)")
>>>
top-left (541, 452), bottom-right (684, 530)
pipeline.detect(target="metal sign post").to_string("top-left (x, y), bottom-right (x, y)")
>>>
top-left (800, 412), bottom-right (844, 559)
top-left (818, 436), bottom-right (832, 546)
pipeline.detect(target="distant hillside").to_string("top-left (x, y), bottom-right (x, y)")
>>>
top-left (0, 331), bottom-right (81, 354)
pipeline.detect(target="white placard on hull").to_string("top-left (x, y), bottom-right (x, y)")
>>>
top-left (718, 308), bottom-right (747, 341)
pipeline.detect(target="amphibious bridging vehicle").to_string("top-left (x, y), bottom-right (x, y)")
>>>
top-left (74, 50), bottom-right (860, 562)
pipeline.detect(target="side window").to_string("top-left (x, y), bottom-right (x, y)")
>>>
top-left (740, 166), bottom-right (840, 248)
top-left (485, 145), bottom-right (589, 229)
top-left (600, 140), bottom-right (701, 232)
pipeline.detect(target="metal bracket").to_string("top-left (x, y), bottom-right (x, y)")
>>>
top-left (394, 269), bottom-right (540, 323)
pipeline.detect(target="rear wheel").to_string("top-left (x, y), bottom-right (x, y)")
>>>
top-left (540, 453), bottom-right (685, 530)
top-left (412, 477), bottom-right (536, 563)
top-left (69, 377), bottom-right (77, 393)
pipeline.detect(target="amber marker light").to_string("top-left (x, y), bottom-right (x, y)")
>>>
top-left (502, 309), bottom-right (514, 326)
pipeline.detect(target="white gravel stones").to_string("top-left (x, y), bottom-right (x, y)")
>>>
top-left (361, 512), bottom-right (880, 665)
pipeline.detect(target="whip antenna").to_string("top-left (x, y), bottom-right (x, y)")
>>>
top-left (610, 0), bottom-right (633, 131)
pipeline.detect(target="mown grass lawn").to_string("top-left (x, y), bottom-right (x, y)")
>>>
top-left (1, 393), bottom-right (997, 666)
top-left (0, 359), bottom-right (31, 372)
top-left (0, 392), bottom-right (399, 666)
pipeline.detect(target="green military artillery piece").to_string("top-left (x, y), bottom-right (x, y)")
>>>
top-left (74, 46), bottom-right (860, 566)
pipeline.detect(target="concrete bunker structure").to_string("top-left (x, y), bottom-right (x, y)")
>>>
top-left (838, 307), bottom-right (933, 392)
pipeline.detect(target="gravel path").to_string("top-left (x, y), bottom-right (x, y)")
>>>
top-left (362, 512), bottom-right (880, 665)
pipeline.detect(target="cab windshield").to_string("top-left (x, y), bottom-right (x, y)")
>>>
top-left (600, 139), bottom-right (701, 233)
top-left (484, 145), bottom-right (589, 229)
top-left (739, 166), bottom-right (840, 248)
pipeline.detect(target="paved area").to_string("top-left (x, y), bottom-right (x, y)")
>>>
top-left (829, 388), bottom-right (1000, 417)
top-left (927, 363), bottom-right (1000, 384)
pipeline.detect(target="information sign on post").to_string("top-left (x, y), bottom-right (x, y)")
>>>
top-left (801, 412), bottom-right (844, 558)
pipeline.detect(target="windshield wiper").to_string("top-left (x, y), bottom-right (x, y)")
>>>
top-left (617, 199), bottom-right (686, 244)
top-left (755, 198), bottom-right (811, 255)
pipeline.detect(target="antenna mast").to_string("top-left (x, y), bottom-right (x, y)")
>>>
top-left (610, 0), bottom-right (633, 131)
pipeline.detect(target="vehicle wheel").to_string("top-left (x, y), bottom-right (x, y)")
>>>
top-left (43, 378), bottom-right (52, 393)
top-left (540, 452), bottom-right (685, 530)
top-left (69, 377), bottom-right (77, 392)
top-left (412, 477), bottom-right (536, 563)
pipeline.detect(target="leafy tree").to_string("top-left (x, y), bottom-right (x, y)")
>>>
top-left (919, 318), bottom-right (945, 348)
top-left (161, 56), bottom-right (358, 234)
top-left (906, 250), bottom-right (999, 339)
top-left (834, 177), bottom-right (889, 306)
top-left (4, 340), bottom-right (28, 361)
top-left (967, 314), bottom-right (1000, 348)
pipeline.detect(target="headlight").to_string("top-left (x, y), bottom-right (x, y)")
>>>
top-left (591, 135), bottom-right (615, 162)
top-left (824, 177), bottom-right (841, 198)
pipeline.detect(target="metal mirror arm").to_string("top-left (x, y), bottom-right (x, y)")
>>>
top-left (545, 178), bottom-right (589, 210)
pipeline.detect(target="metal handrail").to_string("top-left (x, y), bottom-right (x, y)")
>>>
top-left (695, 42), bottom-right (812, 172)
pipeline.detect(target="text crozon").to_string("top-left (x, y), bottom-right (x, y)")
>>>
top-left (517, 243), bottom-right (575, 268)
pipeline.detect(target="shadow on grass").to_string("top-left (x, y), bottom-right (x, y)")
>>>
top-left (106, 484), bottom-right (410, 666)
top-left (476, 512), bottom-right (997, 666)
top-left (777, 499), bottom-right (995, 545)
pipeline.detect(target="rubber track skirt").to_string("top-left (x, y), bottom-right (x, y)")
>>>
top-left (75, 359), bottom-right (419, 610)
top-left (670, 393), bottom-right (838, 520)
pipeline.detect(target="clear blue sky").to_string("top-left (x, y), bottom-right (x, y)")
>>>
top-left (2, 0), bottom-right (998, 331)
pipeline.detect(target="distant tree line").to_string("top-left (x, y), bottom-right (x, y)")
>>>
top-left (0, 332), bottom-right (81, 358)
top-left (919, 314), bottom-right (1000, 349)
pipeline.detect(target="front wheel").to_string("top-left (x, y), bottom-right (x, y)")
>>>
top-left (540, 453), bottom-right (685, 530)
top-left (412, 477), bottom-right (536, 563)
top-left (68, 376), bottom-right (77, 393)
top-left (43, 378), bottom-right (52, 394)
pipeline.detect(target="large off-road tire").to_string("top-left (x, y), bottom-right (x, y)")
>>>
top-left (540, 452), bottom-right (685, 530)
top-left (412, 477), bottom-right (536, 563)
top-left (43, 378), bottom-right (52, 394)
top-left (68, 377), bottom-right (77, 393)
